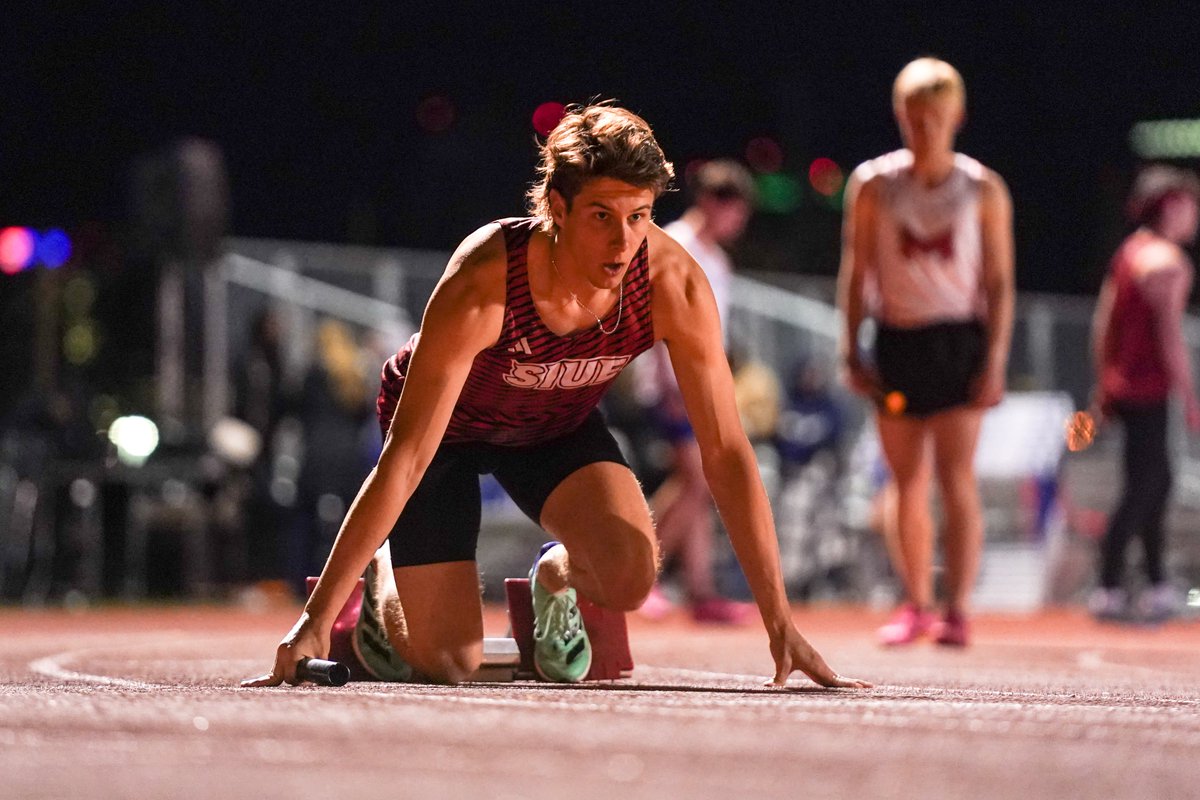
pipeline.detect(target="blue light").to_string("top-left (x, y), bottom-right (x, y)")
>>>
top-left (37, 229), bottom-right (72, 268)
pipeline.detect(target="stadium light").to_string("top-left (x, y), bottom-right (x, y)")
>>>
top-left (1130, 119), bottom-right (1200, 159)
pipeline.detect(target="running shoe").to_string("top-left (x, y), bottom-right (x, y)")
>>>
top-left (530, 542), bottom-right (592, 683)
top-left (637, 583), bottom-right (675, 621)
top-left (1136, 583), bottom-right (1179, 625)
top-left (932, 609), bottom-right (970, 647)
top-left (1087, 586), bottom-right (1130, 623)
top-left (351, 559), bottom-right (414, 682)
top-left (876, 603), bottom-right (935, 646)
top-left (690, 596), bottom-right (756, 625)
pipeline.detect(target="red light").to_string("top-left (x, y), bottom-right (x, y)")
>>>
top-left (808, 158), bottom-right (844, 197)
top-left (0, 227), bottom-right (36, 274)
top-left (745, 137), bottom-right (784, 173)
top-left (532, 102), bottom-right (566, 137)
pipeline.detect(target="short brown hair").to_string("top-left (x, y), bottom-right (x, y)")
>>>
top-left (689, 159), bottom-right (755, 203)
top-left (1127, 164), bottom-right (1200, 226)
top-left (527, 103), bottom-right (675, 231)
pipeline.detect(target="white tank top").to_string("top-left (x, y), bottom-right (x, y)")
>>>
top-left (855, 149), bottom-right (987, 327)
top-left (664, 218), bottom-right (733, 341)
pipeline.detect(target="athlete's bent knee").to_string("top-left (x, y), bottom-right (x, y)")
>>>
top-left (603, 537), bottom-right (658, 611)
top-left (410, 644), bottom-right (482, 685)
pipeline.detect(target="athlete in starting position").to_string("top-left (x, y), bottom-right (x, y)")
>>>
top-left (245, 103), bottom-right (868, 689)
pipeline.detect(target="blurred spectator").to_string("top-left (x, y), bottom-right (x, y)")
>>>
top-left (772, 356), bottom-right (853, 599)
top-left (730, 345), bottom-right (782, 445)
top-left (286, 319), bottom-right (374, 596)
top-left (774, 355), bottom-right (845, 476)
top-left (636, 159), bottom-right (757, 624)
top-left (232, 307), bottom-right (290, 586)
top-left (1088, 165), bottom-right (1200, 623)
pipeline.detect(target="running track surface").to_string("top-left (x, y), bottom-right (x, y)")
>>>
top-left (2, 603), bottom-right (1198, 800)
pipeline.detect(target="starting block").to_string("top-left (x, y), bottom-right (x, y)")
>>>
top-left (306, 575), bottom-right (632, 682)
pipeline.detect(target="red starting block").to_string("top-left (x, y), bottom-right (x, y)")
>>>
top-left (305, 576), bottom-right (375, 682)
top-left (306, 575), bottom-right (633, 682)
top-left (504, 578), bottom-right (634, 681)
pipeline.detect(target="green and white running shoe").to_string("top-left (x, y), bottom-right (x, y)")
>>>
top-left (530, 542), bottom-right (592, 683)
top-left (352, 559), bottom-right (414, 682)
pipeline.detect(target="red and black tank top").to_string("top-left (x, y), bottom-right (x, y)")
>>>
top-left (378, 217), bottom-right (655, 446)
top-left (1101, 231), bottom-right (1172, 404)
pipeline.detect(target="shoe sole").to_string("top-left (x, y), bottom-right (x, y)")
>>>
top-left (534, 640), bottom-right (592, 683)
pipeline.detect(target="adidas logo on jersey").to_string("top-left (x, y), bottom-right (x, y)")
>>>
top-left (503, 355), bottom-right (630, 390)
top-left (507, 337), bottom-right (533, 355)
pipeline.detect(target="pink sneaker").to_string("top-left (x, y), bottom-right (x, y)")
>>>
top-left (690, 596), bottom-right (756, 625)
top-left (637, 584), bottom-right (675, 621)
top-left (877, 604), bottom-right (935, 646)
top-left (932, 609), bottom-right (970, 647)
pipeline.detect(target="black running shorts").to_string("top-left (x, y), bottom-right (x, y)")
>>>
top-left (386, 409), bottom-right (629, 567)
top-left (874, 319), bottom-right (986, 417)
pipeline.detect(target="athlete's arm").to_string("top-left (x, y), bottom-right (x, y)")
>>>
top-left (244, 224), bottom-right (507, 687)
top-left (1089, 277), bottom-right (1117, 415)
top-left (650, 228), bottom-right (869, 690)
top-left (836, 171), bottom-right (881, 397)
top-left (973, 170), bottom-right (1015, 407)
top-left (1140, 244), bottom-right (1200, 427)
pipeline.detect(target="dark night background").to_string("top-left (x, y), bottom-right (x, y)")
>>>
top-left (2, 1), bottom-right (1200, 599)
top-left (4, 3), bottom-right (1200, 293)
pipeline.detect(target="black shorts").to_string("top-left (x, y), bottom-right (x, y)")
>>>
top-left (874, 320), bottom-right (986, 417)
top-left (387, 409), bottom-right (629, 567)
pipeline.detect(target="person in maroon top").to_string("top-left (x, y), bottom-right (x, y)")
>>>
top-left (1089, 165), bottom-right (1200, 623)
top-left (245, 103), bottom-right (868, 689)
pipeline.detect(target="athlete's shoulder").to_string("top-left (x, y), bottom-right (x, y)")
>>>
top-left (445, 222), bottom-right (507, 279)
top-left (662, 216), bottom-right (701, 245)
top-left (1137, 236), bottom-right (1191, 274)
top-left (853, 149), bottom-right (911, 185)
top-left (954, 152), bottom-right (1006, 193)
top-left (430, 221), bottom-right (509, 310)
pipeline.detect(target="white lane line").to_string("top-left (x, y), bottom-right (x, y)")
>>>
top-left (28, 651), bottom-right (164, 690)
top-left (26, 633), bottom-right (244, 689)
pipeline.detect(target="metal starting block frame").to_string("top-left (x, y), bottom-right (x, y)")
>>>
top-left (307, 576), bottom-right (633, 683)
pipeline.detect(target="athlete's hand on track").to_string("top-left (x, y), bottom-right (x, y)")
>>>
top-left (241, 612), bottom-right (330, 687)
top-left (768, 624), bottom-right (872, 689)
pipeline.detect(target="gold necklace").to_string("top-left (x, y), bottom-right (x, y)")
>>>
top-left (549, 245), bottom-right (623, 335)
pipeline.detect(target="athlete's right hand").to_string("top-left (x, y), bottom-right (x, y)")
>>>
top-left (241, 612), bottom-right (330, 687)
top-left (1186, 396), bottom-right (1200, 433)
top-left (842, 356), bottom-right (881, 399)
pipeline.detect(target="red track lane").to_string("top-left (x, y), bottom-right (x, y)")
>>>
top-left (2, 604), bottom-right (1199, 799)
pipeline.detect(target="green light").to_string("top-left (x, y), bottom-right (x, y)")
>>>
top-left (754, 173), bottom-right (802, 214)
top-left (1130, 119), bottom-right (1200, 159)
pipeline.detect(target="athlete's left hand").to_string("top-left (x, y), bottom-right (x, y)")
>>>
top-left (1186, 396), bottom-right (1200, 433)
top-left (768, 624), bottom-right (872, 689)
top-left (971, 362), bottom-right (1006, 408)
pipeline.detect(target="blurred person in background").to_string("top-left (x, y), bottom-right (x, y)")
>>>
top-left (287, 319), bottom-right (374, 597)
top-left (1088, 165), bottom-right (1200, 623)
top-left (245, 103), bottom-right (867, 690)
top-left (838, 58), bottom-right (1014, 647)
top-left (637, 159), bottom-right (759, 624)
top-left (233, 307), bottom-right (290, 590)
top-left (775, 355), bottom-right (845, 479)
